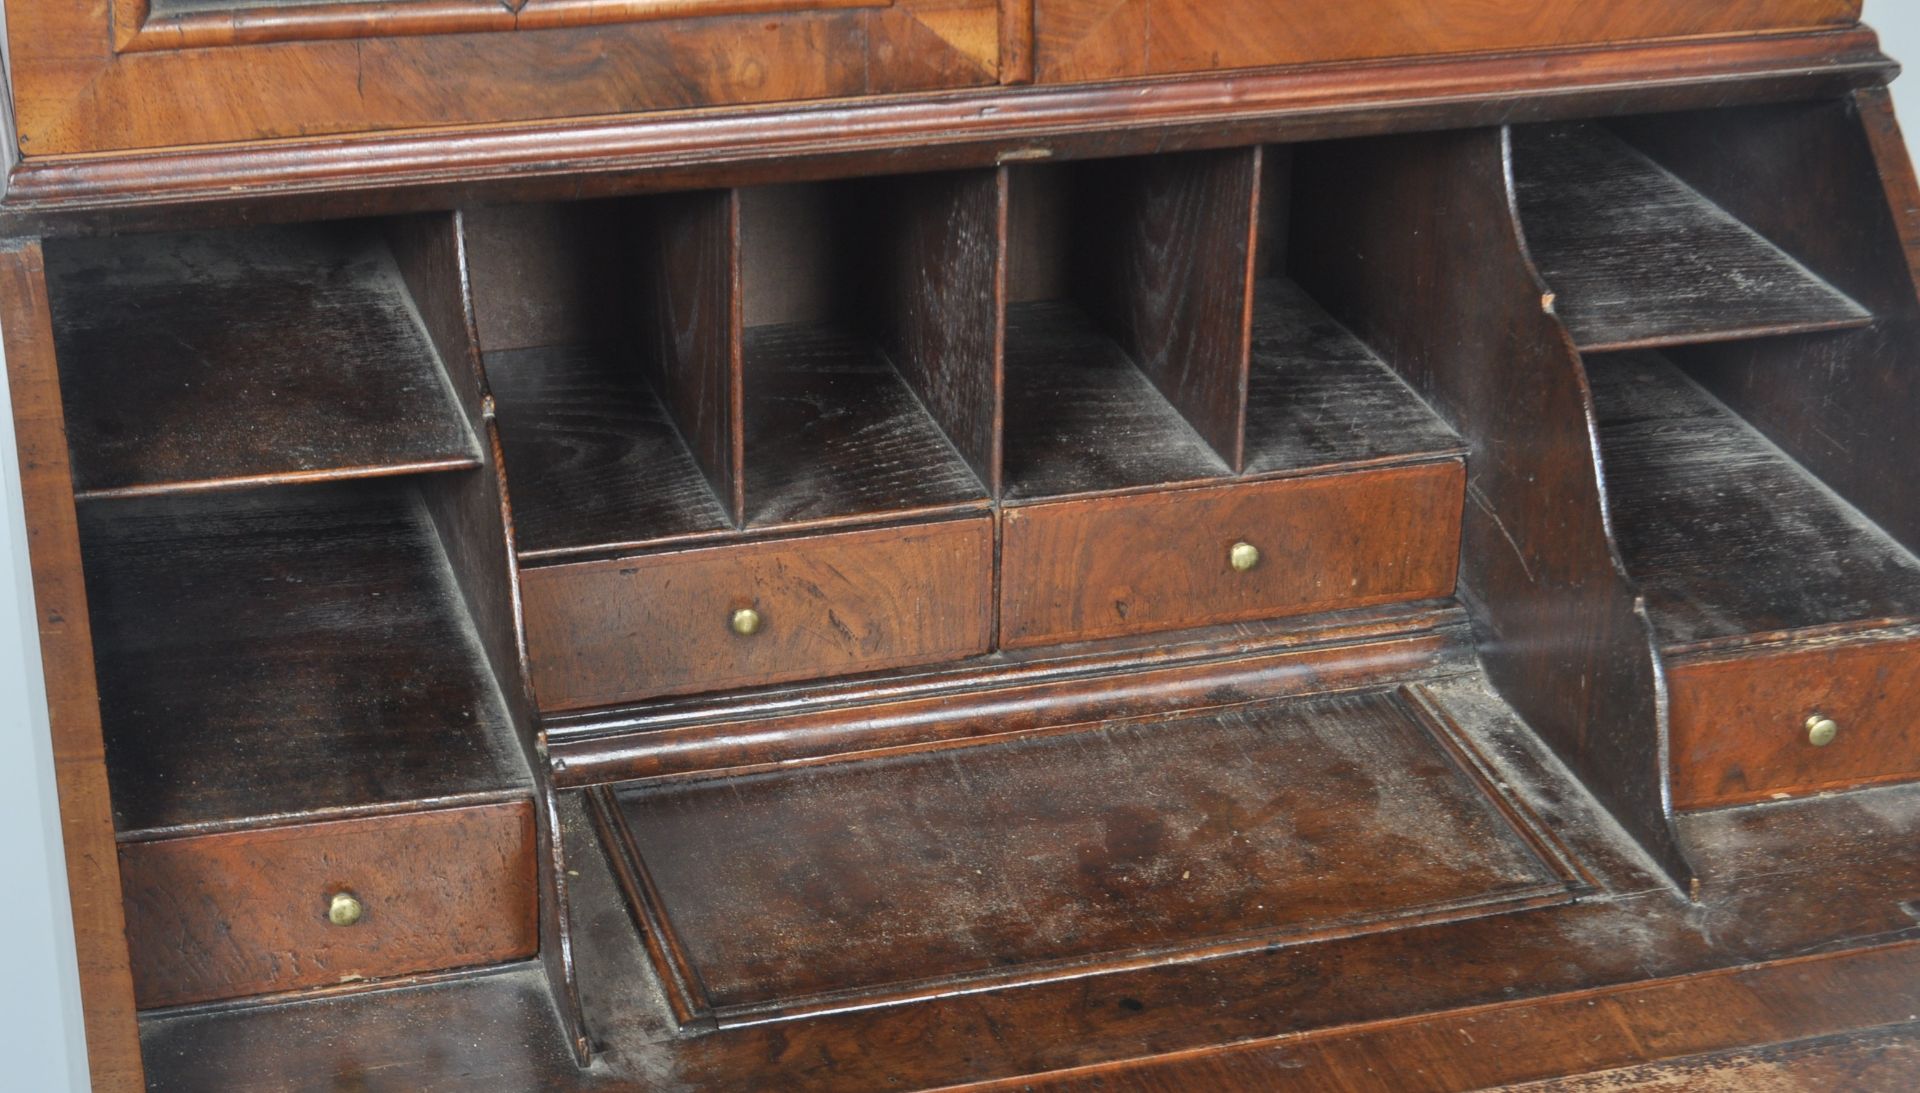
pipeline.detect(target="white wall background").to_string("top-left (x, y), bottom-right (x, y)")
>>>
top-left (3, 5), bottom-right (1919, 1088)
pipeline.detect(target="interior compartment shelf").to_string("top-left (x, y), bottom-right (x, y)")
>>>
top-left (488, 343), bottom-right (734, 561)
top-left (79, 480), bottom-right (530, 839)
top-left (1002, 300), bottom-right (1230, 501)
top-left (1590, 351), bottom-right (1920, 653)
top-left (47, 223), bottom-right (483, 501)
top-left (1244, 278), bottom-right (1465, 476)
top-left (741, 322), bottom-right (987, 528)
top-left (1511, 124), bottom-right (1871, 353)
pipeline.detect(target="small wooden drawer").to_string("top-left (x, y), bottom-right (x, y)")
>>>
top-left (999, 462), bottom-right (1464, 649)
top-left (118, 801), bottom-right (538, 1010)
top-left (1670, 635), bottom-right (1920, 810)
top-left (522, 517), bottom-right (995, 710)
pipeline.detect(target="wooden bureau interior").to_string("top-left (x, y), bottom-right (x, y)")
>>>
top-left (11, 6), bottom-right (1920, 1089)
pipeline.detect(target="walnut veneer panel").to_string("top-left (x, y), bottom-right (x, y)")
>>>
top-left (1000, 462), bottom-right (1464, 648)
top-left (522, 517), bottom-right (994, 709)
top-left (600, 687), bottom-right (1574, 1023)
top-left (1671, 634), bottom-right (1920, 810)
top-left (1033, 1), bottom-right (1861, 84)
top-left (7, 0), bottom-right (1004, 154)
top-left (120, 801), bottom-right (538, 1009)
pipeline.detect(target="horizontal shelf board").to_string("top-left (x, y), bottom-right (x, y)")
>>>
top-left (46, 224), bottom-right (482, 500)
top-left (1512, 124), bottom-right (1871, 353)
top-left (1244, 279), bottom-right (1465, 476)
top-left (489, 343), bottom-right (735, 562)
top-left (1591, 351), bottom-right (1920, 651)
top-left (743, 322), bottom-right (988, 528)
top-left (602, 688), bottom-right (1574, 1024)
top-left (1003, 301), bottom-right (1231, 502)
top-left (80, 481), bottom-right (529, 838)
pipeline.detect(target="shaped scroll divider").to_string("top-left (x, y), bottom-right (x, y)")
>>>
top-left (1290, 126), bottom-right (1695, 892)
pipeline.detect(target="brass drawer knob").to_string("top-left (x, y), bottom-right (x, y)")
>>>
top-left (328, 891), bottom-right (365, 928)
top-left (1229, 542), bottom-right (1262, 573)
top-left (1806, 715), bottom-right (1840, 748)
top-left (730, 607), bottom-right (763, 637)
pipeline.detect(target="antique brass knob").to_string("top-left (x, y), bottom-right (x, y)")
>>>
top-left (328, 892), bottom-right (365, 928)
top-left (1806, 715), bottom-right (1840, 748)
top-left (1229, 542), bottom-right (1262, 573)
top-left (730, 607), bottom-right (763, 636)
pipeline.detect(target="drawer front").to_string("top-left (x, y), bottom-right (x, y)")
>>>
top-left (523, 518), bottom-right (995, 709)
top-left (1000, 461), bottom-right (1464, 649)
top-left (1670, 635), bottom-right (1920, 810)
top-left (15, 1), bottom-right (1003, 154)
top-left (119, 801), bottom-right (538, 1009)
top-left (1034, 1), bottom-right (1858, 83)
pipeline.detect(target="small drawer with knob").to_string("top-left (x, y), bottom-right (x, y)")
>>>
top-left (521, 517), bottom-right (995, 710)
top-left (117, 801), bottom-right (538, 1009)
top-left (1669, 633), bottom-right (1920, 810)
top-left (998, 461), bottom-right (1466, 649)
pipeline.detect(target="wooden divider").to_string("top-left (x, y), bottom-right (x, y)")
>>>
top-left (1288, 126), bottom-right (1694, 890)
top-left (390, 212), bottom-right (592, 1063)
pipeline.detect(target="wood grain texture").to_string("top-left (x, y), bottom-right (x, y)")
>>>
top-left (1244, 278), bottom-right (1465, 476)
top-left (1000, 463), bottom-right (1464, 648)
top-left (634, 189), bottom-right (746, 523)
top-left (1290, 126), bottom-right (1693, 887)
top-left (742, 322), bottom-right (988, 527)
top-left (600, 687), bottom-right (1572, 1023)
top-left (1002, 300), bottom-right (1228, 500)
top-left (1669, 631), bottom-right (1920, 810)
top-left (862, 169), bottom-right (1006, 492)
top-left (1073, 148), bottom-right (1259, 467)
top-left (1588, 351), bottom-right (1920, 652)
top-left (9, 0), bottom-right (1003, 154)
top-left (0, 242), bottom-right (146, 1091)
top-left (0, 30), bottom-right (1890, 237)
top-left (1510, 123), bottom-right (1870, 352)
top-left (1613, 93), bottom-right (1920, 566)
top-left (78, 482), bottom-right (530, 837)
top-left (120, 801), bottom-right (537, 1009)
top-left (522, 517), bottom-right (994, 709)
top-left (1032, 0), bottom-right (1861, 83)
top-left (124, 0), bottom-right (890, 50)
top-left (490, 344), bottom-right (736, 560)
top-left (136, 708), bottom-right (1920, 1091)
top-left (44, 223), bottom-right (481, 499)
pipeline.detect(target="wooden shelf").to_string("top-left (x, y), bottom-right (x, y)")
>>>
top-left (489, 343), bottom-right (734, 562)
top-left (1003, 301), bottom-right (1230, 502)
top-left (47, 223), bottom-right (482, 501)
top-left (742, 321), bottom-right (988, 528)
top-left (1590, 352), bottom-right (1920, 652)
top-left (79, 481), bottom-right (530, 839)
top-left (1244, 279), bottom-right (1464, 476)
top-left (1511, 124), bottom-right (1871, 353)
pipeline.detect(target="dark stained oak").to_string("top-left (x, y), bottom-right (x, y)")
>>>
top-left (1243, 278), bottom-right (1465, 476)
top-left (599, 687), bottom-right (1575, 1024)
top-left (1510, 123), bottom-right (1871, 352)
top-left (742, 322), bottom-right (989, 527)
top-left (999, 462), bottom-right (1464, 648)
top-left (521, 517), bottom-right (995, 710)
top-left (1588, 351), bottom-right (1920, 652)
top-left (45, 223), bottom-right (482, 500)
top-left (77, 481), bottom-right (531, 838)
top-left (489, 343), bottom-right (735, 561)
top-left (1002, 301), bottom-right (1229, 501)
top-left (120, 801), bottom-right (538, 1009)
